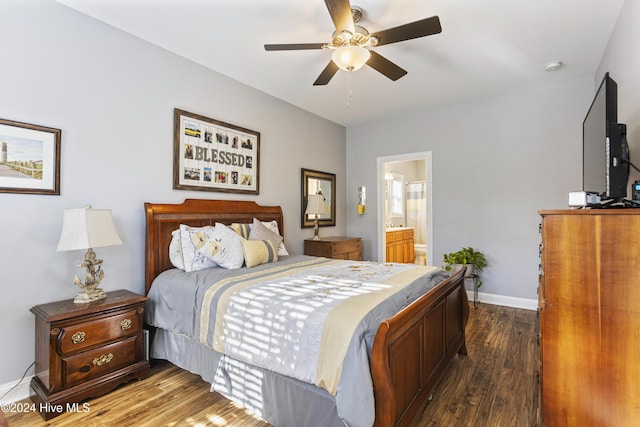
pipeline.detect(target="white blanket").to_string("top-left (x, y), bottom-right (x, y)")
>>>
top-left (200, 258), bottom-right (436, 394)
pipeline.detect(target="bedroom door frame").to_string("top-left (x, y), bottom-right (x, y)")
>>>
top-left (377, 151), bottom-right (433, 265)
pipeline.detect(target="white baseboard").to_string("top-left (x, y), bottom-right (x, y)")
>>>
top-left (471, 289), bottom-right (538, 310)
top-left (0, 374), bottom-right (33, 405)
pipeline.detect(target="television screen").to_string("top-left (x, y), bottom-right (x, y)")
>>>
top-left (582, 72), bottom-right (628, 200)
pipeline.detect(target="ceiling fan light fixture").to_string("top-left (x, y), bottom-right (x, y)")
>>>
top-left (331, 45), bottom-right (371, 71)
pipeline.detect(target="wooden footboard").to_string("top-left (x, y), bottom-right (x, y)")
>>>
top-left (371, 267), bottom-right (469, 427)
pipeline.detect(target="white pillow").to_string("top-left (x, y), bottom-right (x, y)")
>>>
top-left (191, 222), bottom-right (245, 269)
top-left (179, 225), bottom-right (218, 272)
top-left (254, 218), bottom-right (290, 256)
top-left (168, 229), bottom-right (185, 270)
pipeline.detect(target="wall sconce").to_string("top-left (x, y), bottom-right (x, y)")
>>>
top-left (57, 205), bottom-right (122, 304)
top-left (358, 186), bottom-right (366, 214)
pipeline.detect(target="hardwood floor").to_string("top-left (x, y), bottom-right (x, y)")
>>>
top-left (5, 303), bottom-right (538, 427)
top-left (4, 362), bottom-right (270, 427)
top-left (417, 303), bottom-right (539, 426)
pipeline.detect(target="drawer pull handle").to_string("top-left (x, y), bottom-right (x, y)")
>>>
top-left (93, 353), bottom-right (113, 366)
top-left (120, 319), bottom-right (132, 330)
top-left (71, 332), bottom-right (85, 344)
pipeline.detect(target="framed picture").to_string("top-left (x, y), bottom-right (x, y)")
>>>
top-left (301, 168), bottom-right (336, 228)
top-left (173, 109), bottom-right (260, 194)
top-left (0, 118), bottom-right (61, 195)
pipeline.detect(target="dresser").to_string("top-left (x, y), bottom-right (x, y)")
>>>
top-left (30, 290), bottom-right (150, 420)
top-left (385, 228), bottom-right (415, 263)
top-left (538, 210), bottom-right (640, 426)
top-left (304, 236), bottom-right (362, 260)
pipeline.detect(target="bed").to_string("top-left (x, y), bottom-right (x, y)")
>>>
top-left (144, 199), bottom-right (469, 427)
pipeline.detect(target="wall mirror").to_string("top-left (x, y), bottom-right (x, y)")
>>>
top-left (301, 168), bottom-right (336, 228)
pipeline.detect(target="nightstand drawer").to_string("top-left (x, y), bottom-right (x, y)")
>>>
top-left (59, 309), bottom-right (141, 354)
top-left (62, 336), bottom-right (138, 388)
top-left (304, 237), bottom-right (362, 260)
top-left (333, 240), bottom-right (361, 257)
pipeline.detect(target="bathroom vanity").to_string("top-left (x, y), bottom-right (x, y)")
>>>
top-left (385, 228), bottom-right (415, 263)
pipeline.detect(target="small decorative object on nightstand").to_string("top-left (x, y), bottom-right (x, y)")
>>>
top-left (56, 206), bottom-right (122, 304)
top-left (30, 290), bottom-right (150, 420)
top-left (304, 236), bottom-right (362, 260)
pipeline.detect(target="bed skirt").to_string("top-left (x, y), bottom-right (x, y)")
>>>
top-left (151, 328), bottom-right (344, 427)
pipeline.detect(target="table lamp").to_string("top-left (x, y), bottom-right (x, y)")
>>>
top-left (57, 206), bottom-right (122, 304)
top-left (305, 194), bottom-right (326, 240)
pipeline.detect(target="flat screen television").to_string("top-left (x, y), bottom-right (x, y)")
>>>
top-left (582, 72), bottom-right (629, 201)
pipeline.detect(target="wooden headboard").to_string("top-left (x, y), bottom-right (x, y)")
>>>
top-left (144, 199), bottom-right (284, 295)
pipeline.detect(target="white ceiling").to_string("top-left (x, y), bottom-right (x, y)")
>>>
top-left (56, 0), bottom-right (625, 127)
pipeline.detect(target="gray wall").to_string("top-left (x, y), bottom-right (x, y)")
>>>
top-left (2, 0), bottom-right (639, 396)
top-left (0, 0), bottom-right (345, 387)
top-left (345, 77), bottom-right (593, 301)
top-left (597, 0), bottom-right (640, 186)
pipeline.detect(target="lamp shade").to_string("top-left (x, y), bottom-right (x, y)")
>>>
top-left (57, 206), bottom-right (122, 251)
top-left (305, 194), bottom-right (326, 216)
top-left (331, 45), bottom-right (371, 71)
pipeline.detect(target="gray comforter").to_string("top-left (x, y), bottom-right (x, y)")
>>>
top-left (145, 255), bottom-right (448, 427)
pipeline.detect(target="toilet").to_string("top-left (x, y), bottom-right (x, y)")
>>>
top-left (414, 244), bottom-right (427, 265)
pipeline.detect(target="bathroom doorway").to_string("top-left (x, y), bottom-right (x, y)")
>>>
top-left (377, 152), bottom-right (433, 266)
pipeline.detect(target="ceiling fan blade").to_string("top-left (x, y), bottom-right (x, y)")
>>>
top-left (367, 51), bottom-right (407, 81)
top-left (265, 43), bottom-right (326, 51)
top-left (313, 61), bottom-right (340, 86)
top-left (371, 16), bottom-right (442, 46)
top-left (324, 0), bottom-right (355, 34)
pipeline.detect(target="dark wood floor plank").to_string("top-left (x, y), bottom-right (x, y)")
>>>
top-left (417, 303), bottom-right (538, 427)
top-left (5, 303), bottom-right (537, 426)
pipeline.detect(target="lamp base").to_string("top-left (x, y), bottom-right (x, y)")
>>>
top-left (74, 287), bottom-right (106, 304)
top-left (72, 247), bottom-right (107, 304)
top-left (312, 218), bottom-right (320, 240)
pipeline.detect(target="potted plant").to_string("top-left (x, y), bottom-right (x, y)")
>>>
top-left (443, 247), bottom-right (488, 287)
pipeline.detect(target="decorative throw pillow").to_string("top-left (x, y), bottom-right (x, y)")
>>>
top-left (241, 239), bottom-right (278, 268)
top-left (168, 229), bottom-right (186, 270)
top-left (178, 225), bottom-right (218, 272)
top-left (230, 219), bottom-right (290, 256)
top-left (230, 223), bottom-right (252, 239)
top-left (191, 222), bottom-right (245, 269)
top-left (253, 218), bottom-right (290, 256)
top-left (250, 219), bottom-right (283, 250)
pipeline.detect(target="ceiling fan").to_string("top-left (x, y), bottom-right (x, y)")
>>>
top-left (264, 0), bottom-right (442, 86)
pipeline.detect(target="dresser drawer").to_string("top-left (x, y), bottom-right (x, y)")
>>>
top-left (62, 336), bottom-right (138, 388)
top-left (58, 309), bottom-right (141, 355)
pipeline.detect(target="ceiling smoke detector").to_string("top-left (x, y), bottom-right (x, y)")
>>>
top-left (544, 61), bottom-right (564, 72)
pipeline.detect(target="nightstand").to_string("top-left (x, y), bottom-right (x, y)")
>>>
top-left (30, 289), bottom-right (150, 420)
top-left (304, 236), bottom-right (362, 260)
